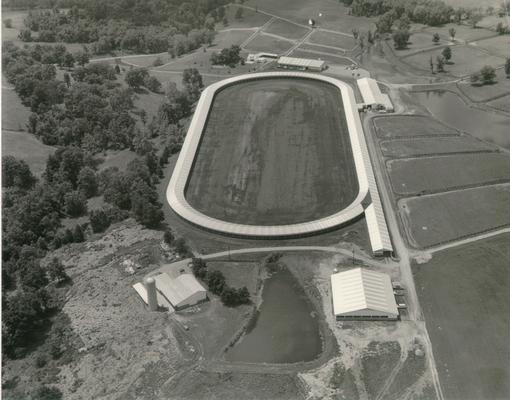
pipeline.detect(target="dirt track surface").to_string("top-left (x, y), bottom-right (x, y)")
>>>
top-left (186, 78), bottom-right (359, 226)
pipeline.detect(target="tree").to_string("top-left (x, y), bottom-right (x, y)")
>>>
top-left (125, 68), bottom-right (149, 89)
top-left (392, 29), bottom-right (410, 49)
top-left (191, 257), bottom-right (208, 279)
top-left (63, 72), bottom-right (71, 87)
top-left (64, 190), bottom-right (87, 217)
top-left (174, 237), bottom-right (190, 257)
top-left (469, 12), bottom-right (483, 28)
top-left (429, 56), bottom-right (434, 73)
top-left (432, 32), bottom-right (440, 43)
top-left (221, 286), bottom-right (250, 307)
top-left (436, 55), bottom-right (445, 72)
top-left (505, 58), bottom-right (510, 77)
top-left (73, 224), bottom-right (85, 242)
top-left (4, 18), bottom-right (12, 28)
top-left (2, 156), bottom-right (36, 190)
top-left (163, 229), bottom-right (174, 245)
top-left (74, 50), bottom-right (90, 66)
top-left (46, 257), bottom-right (69, 283)
top-left (31, 386), bottom-right (63, 400)
top-left (77, 167), bottom-right (98, 198)
top-left (352, 28), bottom-right (359, 39)
top-left (480, 65), bottom-right (496, 84)
top-left (89, 209), bottom-right (110, 233)
top-left (449, 28), bottom-right (456, 41)
top-left (442, 46), bottom-right (452, 63)
top-left (496, 22), bottom-right (509, 35)
top-left (375, 11), bottom-right (394, 33)
top-left (18, 29), bottom-right (32, 42)
top-left (63, 52), bottom-right (75, 68)
top-left (182, 68), bottom-right (203, 102)
top-left (144, 76), bottom-right (162, 93)
top-left (235, 7), bottom-right (244, 20)
top-left (222, 16), bottom-right (228, 26)
top-left (396, 14), bottom-right (411, 31)
top-left (206, 270), bottom-right (226, 295)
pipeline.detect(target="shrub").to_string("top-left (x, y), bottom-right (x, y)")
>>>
top-left (31, 385), bottom-right (63, 400)
top-left (163, 229), bottom-right (174, 245)
top-left (206, 270), bottom-right (226, 295)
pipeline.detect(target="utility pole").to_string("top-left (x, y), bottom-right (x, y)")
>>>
top-left (352, 247), bottom-right (355, 265)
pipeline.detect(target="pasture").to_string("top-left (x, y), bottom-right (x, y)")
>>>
top-left (400, 184), bottom-right (510, 247)
top-left (457, 67), bottom-right (510, 102)
top-left (290, 48), bottom-right (352, 65)
top-left (413, 232), bottom-right (510, 400)
top-left (2, 83), bottom-right (31, 131)
top-left (388, 153), bottom-right (510, 195)
top-left (474, 34), bottom-right (510, 58)
top-left (185, 77), bottom-right (359, 226)
top-left (380, 136), bottom-right (497, 158)
top-left (263, 18), bottom-right (309, 40)
top-left (373, 115), bottom-right (459, 139)
top-left (403, 45), bottom-right (505, 77)
top-left (244, 33), bottom-right (294, 54)
top-left (306, 30), bottom-right (356, 50)
top-left (488, 94), bottom-right (510, 113)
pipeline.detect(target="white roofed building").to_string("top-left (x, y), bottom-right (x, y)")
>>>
top-left (331, 268), bottom-right (399, 320)
top-left (277, 56), bottom-right (326, 71)
top-left (154, 273), bottom-right (207, 310)
top-left (357, 77), bottom-right (394, 112)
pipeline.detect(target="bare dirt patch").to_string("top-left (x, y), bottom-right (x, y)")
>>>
top-left (400, 184), bottom-right (510, 247)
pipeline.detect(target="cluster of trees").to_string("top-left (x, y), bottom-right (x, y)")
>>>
top-left (210, 45), bottom-right (242, 67)
top-left (125, 67), bottom-right (161, 92)
top-left (470, 65), bottom-right (497, 85)
top-left (17, 0), bottom-right (225, 55)
top-left (191, 258), bottom-right (250, 307)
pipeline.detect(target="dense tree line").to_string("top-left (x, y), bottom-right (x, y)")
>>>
top-left (210, 45), bottom-right (242, 67)
top-left (15, 0), bottom-right (226, 55)
top-left (191, 258), bottom-right (251, 307)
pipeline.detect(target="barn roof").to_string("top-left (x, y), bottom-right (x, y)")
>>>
top-left (331, 268), bottom-right (398, 317)
top-left (153, 273), bottom-right (206, 308)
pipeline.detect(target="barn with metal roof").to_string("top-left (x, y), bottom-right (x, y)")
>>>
top-left (357, 77), bottom-right (394, 112)
top-left (277, 56), bottom-right (326, 71)
top-left (331, 268), bottom-right (399, 320)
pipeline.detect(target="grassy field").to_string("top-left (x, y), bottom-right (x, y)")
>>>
top-left (403, 45), bottom-right (505, 77)
top-left (457, 68), bottom-right (510, 102)
top-left (1, 85), bottom-right (32, 131)
top-left (413, 232), bottom-right (510, 400)
top-left (488, 94), bottom-right (510, 113)
top-left (373, 115), bottom-right (459, 139)
top-left (388, 153), bottom-right (510, 195)
top-left (120, 53), bottom-right (172, 68)
top-left (2, 130), bottom-right (55, 176)
top-left (244, 33), bottom-right (294, 54)
top-left (421, 24), bottom-right (496, 43)
top-left (212, 29), bottom-right (255, 49)
top-left (307, 30), bottom-right (356, 50)
top-left (290, 48), bottom-right (352, 65)
top-left (185, 78), bottom-right (359, 226)
top-left (474, 34), bottom-right (510, 58)
top-left (224, 4), bottom-right (271, 29)
top-left (400, 184), bottom-right (510, 247)
top-left (380, 136), bottom-right (497, 158)
top-left (392, 32), bottom-right (448, 57)
top-left (263, 18), bottom-right (309, 40)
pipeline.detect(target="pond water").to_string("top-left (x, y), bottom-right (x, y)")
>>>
top-left (412, 91), bottom-right (510, 150)
top-left (225, 267), bottom-right (322, 364)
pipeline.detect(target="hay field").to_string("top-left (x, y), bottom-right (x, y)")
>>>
top-left (185, 78), bottom-right (359, 226)
top-left (373, 115), bottom-right (459, 139)
top-left (413, 232), bottom-right (510, 400)
top-left (380, 136), bottom-right (497, 157)
top-left (244, 33), bottom-right (294, 54)
top-left (400, 184), bottom-right (510, 247)
top-left (388, 153), bottom-right (510, 195)
top-left (307, 30), bottom-right (356, 50)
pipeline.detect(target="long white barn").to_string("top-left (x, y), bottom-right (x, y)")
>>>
top-left (331, 268), bottom-right (399, 320)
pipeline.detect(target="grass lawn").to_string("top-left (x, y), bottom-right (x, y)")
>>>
top-left (392, 32), bottom-right (449, 57)
top-left (224, 4), bottom-right (272, 29)
top-left (488, 94), bottom-right (510, 113)
top-left (403, 45), bottom-right (505, 77)
top-left (422, 23), bottom-right (495, 43)
top-left (263, 18), bottom-right (309, 40)
top-left (2, 82), bottom-right (31, 131)
top-left (380, 135), bottom-right (497, 158)
top-left (413, 232), bottom-right (510, 400)
top-left (457, 68), bottom-right (510, 102)
top-left (307, 30), bottom-right (356, 50)
top-left (400, 184), bottom-right (510, 247)
top-left (388, 153), bottom-right (510, 195)
top-left (1, 130), bottom-right (55, 176)
top-left (97, 149), bottom-right (138, 171)
top-left (473, 34), bottom-right (510, 58)
top-left (212, 29), bottom-right (255, 49)
top-left (120, 53), bottom-right (172, 68)
top-left (244, 32), bottom-right (294, 54)
top-left (185, 77), bottom-right (359, 226)
top-left (373, 115), bottom-right (459, 139)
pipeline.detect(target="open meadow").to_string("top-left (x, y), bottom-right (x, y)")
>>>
top-left (307, 30), bottom-right (356, 50)
top-left (185, 77), bottom-right (359, 226)
top-left (399, 184), bottom-right (510, 247)
top-left (413, 232), bottom-right (510, 400)
top-left (263, 18), bottom-right (309, 40)
top-left (387, 153), bottom-right (510, 195)
top-left (244, 33), bottom-right (294, 54)
top-left (373, 115), bottom-right (459, 139)
top-left (457, 68), bottom-right (510, 102)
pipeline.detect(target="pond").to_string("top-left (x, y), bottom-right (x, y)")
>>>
top-left (225, 267), bottom-right (322, 364)
top-left (411, 90), bottom-right (510, 150)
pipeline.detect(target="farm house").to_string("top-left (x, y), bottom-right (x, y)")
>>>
top-left (331, 268), bottom-right (399, 321)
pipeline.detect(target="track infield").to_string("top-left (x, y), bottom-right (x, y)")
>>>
top-left (185, 77), bottom-right (360, 226)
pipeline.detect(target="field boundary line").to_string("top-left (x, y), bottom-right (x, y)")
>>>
top-left (241, 16), bottom-right (276, 48)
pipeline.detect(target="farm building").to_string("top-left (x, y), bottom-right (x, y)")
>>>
top-left (134, 272), bottom-right (207, 311)
top-left (331, 268), bottom-right (399, 321)
top-left (277, 56), bottom-right (326, 71)
top-left (357, 77), bottom-right (394, 112)
top-left (365, 203), bottom-right (393, 257)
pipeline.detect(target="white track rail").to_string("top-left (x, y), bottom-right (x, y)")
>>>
top-left (167, 72), bottom-right (370, 237)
